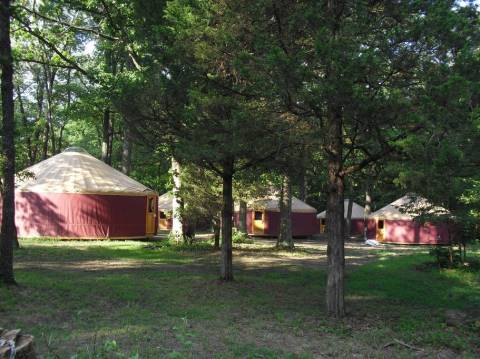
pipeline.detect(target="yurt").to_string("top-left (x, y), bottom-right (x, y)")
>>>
top-left (158, 192), bottom-right (173, 230)
top-left (10, 147), bottom-right (158, 239)
top-left (368, 194), bottom-right (451, 244)
top-left (317, 199), bottom-right (366, 235)
top-left (234, 196), bottom-right (319, 237)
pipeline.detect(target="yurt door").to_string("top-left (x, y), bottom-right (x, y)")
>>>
top-left (146, 196), bottom-right (157, 235)
top-left (376, 220), bottom-right (385, 242)
top-left (158, 211), bottom-right (169, 230)
top-left (320, 219), bottom-right (326, 233)
top-left (253, 210), bottom-right (265, 235)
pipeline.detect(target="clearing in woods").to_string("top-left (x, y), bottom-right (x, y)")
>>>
top-left (0, 238), bottom-right (479, 358)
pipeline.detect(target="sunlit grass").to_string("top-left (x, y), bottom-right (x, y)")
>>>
top-left (0, 239), bottom-right (478, 358)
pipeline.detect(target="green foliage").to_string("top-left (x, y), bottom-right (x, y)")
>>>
top-left (429, 246), bottom-right (463, 268)
top-left (232, 228), bottom-right (253, 244)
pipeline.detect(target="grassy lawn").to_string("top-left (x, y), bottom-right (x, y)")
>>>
top-left (0, 239), bottom-right (479, 358)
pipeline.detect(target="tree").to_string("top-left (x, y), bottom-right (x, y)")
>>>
top-left (0, 0), bottom-right (16, 284)
top-left (229, 0), bottom-right (480, 317)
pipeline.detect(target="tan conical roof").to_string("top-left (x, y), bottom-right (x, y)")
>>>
top-left (246, 196), bottom-right (317, 213)
top-left (317, 199), bottom-right (365, 219)
top-left (16, 147), bottom-right (155, 196)
top-left (370, 194), bottom-right (449, 220)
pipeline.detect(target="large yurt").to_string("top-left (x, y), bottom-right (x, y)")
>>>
top-left (234, 196), bottom-right (319, 237)
top-left (317, 199), bottom-right (367, 236)
top-left (158, 192), bottom-right (173, 230)
top-left (10, 147), bottom-right (158, 239)
top-left (368, 194), bottom-right (451, 244)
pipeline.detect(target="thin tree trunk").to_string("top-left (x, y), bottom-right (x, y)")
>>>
top-left (325, 105), bottom-right (345, 318)
top-left (121, 124), bottom-right (132, 174)
top-left (213, 218), bottom-right (220, 250)
top-left (171, 157), bottom-right (183, 238)
top-left (15, 85), bottom-right (34, 162)
top-left (0, 0), bottom-right (16, 284)
top-left (220, 159), bottom-right (234, 281)
top-left (238, 200), bottom-right (247, 233)
top-left (101, 107), bottom-right (112, 165)
top-left (42, 120), bottom-right (49, 160)
top-left (277, 175), bottom-right (293, 248)
top-left (364, 186), bottom-right (372, 240)
top-left (345, 198), bottom-right (353, 239)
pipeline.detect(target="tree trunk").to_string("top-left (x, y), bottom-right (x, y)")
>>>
top-left (101, 107), bottom-right (113, 165)
top-left (0, 0), bottom-right (16, 284)
top-left (238, 200), bottom-right (247, 234)
top-left (16, 85), bottom-right (34, 162)
top-left (277, 175), bottom-right (293, 249)
top-left (171, 157), bottom-right (183, 238)
top-left (121, 124), bottom-right (132, 174)
top-left (213, 218), bottom-right (220, 250)
top-left (364, 186), bottom-right (372, 240)
top-left (345, 198), bottom-right (353, 239)
top-left (325, 106), bottom-right (345, 318)
top-left (220, 159), bottom-right (234, 281)
top-left (41, 120), bottom-right (49, 160)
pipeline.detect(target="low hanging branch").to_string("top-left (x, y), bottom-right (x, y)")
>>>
top-left (16, 5), bottom-right (119, 41)
top-left (13, 14), bottom-right (96, 81)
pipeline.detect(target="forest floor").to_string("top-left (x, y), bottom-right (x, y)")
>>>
top-left (0, 237), bottom-right (479, 358)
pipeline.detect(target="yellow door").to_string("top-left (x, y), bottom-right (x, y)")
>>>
top-left (158, 211), bottom-right (170, 230)
top-left (376, 219), bottom-right (385, 242)
top-left (253, 210), bottom-right (265, 235)
top-left (146, 196), bottom-right (157, 236)
top-left (320, 219), bottom-right (326, 233)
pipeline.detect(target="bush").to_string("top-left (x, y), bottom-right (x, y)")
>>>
top-left (429, 246), bottom-right (462, 268)
top-left (232, 228), bottom-right (253, 244)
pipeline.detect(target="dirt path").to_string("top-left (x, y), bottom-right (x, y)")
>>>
top-left (14, 238), bottom-right (424, 274)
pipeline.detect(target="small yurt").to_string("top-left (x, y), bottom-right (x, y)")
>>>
top-left (10, 147), bottom-right (158, 239)
top-left (317, 199), bottom-right (366, 235)
top-left (158, 192), bottom-right (173, 230)
top-left (234, 196), bottom-right (319, 237)
top-left (368, 194), bottom-right (451, 244)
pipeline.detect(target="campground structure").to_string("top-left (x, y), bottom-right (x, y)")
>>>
top-left (317, 199), bottom-right (366, 236)
top-left (7, 147), bottom-right (158, 239)
top-left (368, 194), bottom-right (451, 244)
top-left (234, 196), bottom-right (319, 237)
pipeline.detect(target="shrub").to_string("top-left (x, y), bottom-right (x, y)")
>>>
top-left (232, 228), bottom-right (253, 244)
top-left (429, 246), bottom-right (462, 268)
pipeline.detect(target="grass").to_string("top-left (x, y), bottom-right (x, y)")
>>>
top-left (0, 238), bottom-right (479, 358)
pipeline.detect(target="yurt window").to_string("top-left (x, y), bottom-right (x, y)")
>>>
top-left (159, 211), bottom-right (167, 219)
top-left (254, 211), bottom-right (263, 221)
top-left (321, 219), bottom-right (326, 226)
top-left (378, 220), bottom-right (384, 229)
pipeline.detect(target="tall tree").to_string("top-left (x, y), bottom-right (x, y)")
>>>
top-left (0, 0), bottom-right (16, 284)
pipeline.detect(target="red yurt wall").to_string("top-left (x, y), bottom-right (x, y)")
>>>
top-left (3, 192), bottom-right (154, 239)
top-left (383, 220), bottom-right (450, 244)
top-left (366, 219), bottom-right (451, 244)
top-left (237, 210), bottom-right (319, 237)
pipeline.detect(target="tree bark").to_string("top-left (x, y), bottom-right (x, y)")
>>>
top-left (220, 159), bottom-right (234, 281)
top-left (101, 107), bottom-right (113, 165)
top-left (0, 0), bottom-right (16, 284)
top-left (171, 157), bottom-right (183, 238)
top-left (345, 198), bottom-right (353, 239)
top-left (121, 124), bottom-right (132, 174)
top-left (41, 120), bottom-right (49, 160)
top-left (212, 217), bottom-right (220, 250)
top-left (238, 200), bottom-right (247, 233)
top-left (364, 186), bottom-right (372, 240)
top-left (325, 105), bottom-right (345, 318)
top-left (277, 175), bottom-right (293, 249)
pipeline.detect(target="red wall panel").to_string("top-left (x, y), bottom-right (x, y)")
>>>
top-left (3, 192), bottom-right (150, 238)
